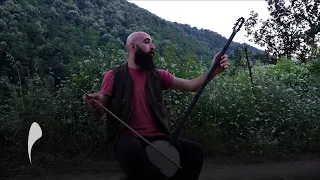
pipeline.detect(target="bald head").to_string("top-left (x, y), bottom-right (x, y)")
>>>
top-left (125, 31), bottom-right (155, 56)
top-left (125, 31), bottom-right (156, 70)
top-left (126, 31), bottom-right (150, 51)
top-left (126, 32), bottom-right (138, 47)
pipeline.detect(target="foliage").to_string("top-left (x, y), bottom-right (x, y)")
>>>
top-left (2, 50), bottom-right (320, 173)
top-left (1, 0), bottom-right (320, 174)
top-left (181, 59), bottom-right (320, 156)
top-left (244, 0), bottom-right (319, 62)
top-left (0, 0), bottom-right (263, 89)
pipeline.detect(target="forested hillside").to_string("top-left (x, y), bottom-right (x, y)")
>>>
top-left (1, 0), bottom-right (319, 177)
top-left (0, 0), bottom-right (262, 87)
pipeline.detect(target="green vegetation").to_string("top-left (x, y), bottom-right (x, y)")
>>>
top-left (1, 0), bottom-right (319, 176)
top-left (245, 0), bottom-right (319, 62)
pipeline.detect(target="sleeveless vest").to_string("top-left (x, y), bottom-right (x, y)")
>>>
top-left (104, 63), bottom-right (171, 148)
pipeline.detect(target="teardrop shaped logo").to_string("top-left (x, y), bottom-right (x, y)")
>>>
top-left (28, 122), bottom-right (42, 164)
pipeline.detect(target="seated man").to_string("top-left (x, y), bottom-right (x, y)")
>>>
top-left (83, 31), bottom-right (228, 180)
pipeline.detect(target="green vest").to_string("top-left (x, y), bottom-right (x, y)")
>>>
top-left (104, 63), bottom-right (171, 148)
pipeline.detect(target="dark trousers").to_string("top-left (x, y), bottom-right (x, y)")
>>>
top-left (114, 134), bottom-right (205, 180)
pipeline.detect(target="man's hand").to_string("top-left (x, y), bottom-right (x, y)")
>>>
top-left (82, 93), bottom-right (104, 119)
top-left (82, 93), bottom-right (101, 109)
top-left (211, 52), bottom-right (228, 76)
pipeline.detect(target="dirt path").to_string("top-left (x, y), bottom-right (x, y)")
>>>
top-left (200, 159), bottom-right (320, 180)
top-left (7, 158), bottom-right (320, 180)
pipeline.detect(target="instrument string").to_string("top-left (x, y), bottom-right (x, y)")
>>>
top-left (169, 17), bottom-right (245, 146)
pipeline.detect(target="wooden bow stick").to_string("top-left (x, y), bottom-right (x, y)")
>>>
top-left (79, 87), bottom-right (182, 169)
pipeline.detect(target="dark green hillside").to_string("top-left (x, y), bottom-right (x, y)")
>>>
top-left (0, 0), bottom-right (262, 86)
top-left (172, 22), bottom-right (262, 54)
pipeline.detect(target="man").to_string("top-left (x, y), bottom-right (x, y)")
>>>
top-left (83, 31), bottom-right (228, 180)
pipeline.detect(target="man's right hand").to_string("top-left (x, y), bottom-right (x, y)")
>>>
top-left (82, 93), bottom-right (104, 118)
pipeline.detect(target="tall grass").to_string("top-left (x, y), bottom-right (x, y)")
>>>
top-left (1, 51), bottom-right (319, 172)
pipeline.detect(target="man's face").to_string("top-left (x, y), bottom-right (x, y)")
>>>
top-left (133, 35), bottom-right (156, 70)
top-left (134, 45), bottom-right (156, 70)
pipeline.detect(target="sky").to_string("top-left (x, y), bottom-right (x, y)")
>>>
top-left (127, 0), bottom-right (271, 50)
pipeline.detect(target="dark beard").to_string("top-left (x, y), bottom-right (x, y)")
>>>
top-left (134, 49), bottom-right (156, 71)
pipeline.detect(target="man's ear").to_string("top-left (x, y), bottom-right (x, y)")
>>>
top-left (131, 43), bottom-right (136, 51)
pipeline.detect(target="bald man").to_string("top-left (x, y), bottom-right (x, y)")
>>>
top-left (83, 32), bottom-right (228, 180)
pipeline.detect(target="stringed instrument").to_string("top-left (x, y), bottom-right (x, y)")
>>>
top-left (82, 17), bottom-right (245, 178)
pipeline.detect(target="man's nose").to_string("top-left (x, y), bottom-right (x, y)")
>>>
top-left (150, 43), bottom-right (155, 51)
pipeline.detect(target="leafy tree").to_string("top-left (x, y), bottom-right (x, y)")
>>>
top-left (244, 0), bottom-right (319, 62)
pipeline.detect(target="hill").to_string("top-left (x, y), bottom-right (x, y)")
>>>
top-left (0, 0), bottom-right (263, 85)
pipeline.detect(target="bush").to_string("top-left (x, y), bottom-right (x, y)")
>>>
top-left (1, 51), bottom-right (319, 170)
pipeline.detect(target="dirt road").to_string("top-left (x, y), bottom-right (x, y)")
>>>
top-left (200, 159), bottom-right (320, 180)
top-left (7, 158), bottom-right (320, 180)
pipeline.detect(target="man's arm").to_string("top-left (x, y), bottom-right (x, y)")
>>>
top-left (89, 69), bottom-right (114, 119)
top-left (170, 71), bottom-right (214, 92)
top-left (93, 93), bottom-right (112, 119)
top-left (83, 93), bottom-right (111, 119)
top-left (170, 54), bottom-right (228, 92)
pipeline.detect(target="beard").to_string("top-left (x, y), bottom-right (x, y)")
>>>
top-left (134, 47), bottom-right (156, 71)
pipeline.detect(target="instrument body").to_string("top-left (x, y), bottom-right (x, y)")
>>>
top-left (145, 140), bottom-right (180, 178)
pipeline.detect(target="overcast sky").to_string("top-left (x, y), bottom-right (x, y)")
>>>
top-left (128, 0), bottom-right (271, 50)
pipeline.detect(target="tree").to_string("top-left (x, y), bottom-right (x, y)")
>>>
top-left (244, 0), bottom-right (319, 62)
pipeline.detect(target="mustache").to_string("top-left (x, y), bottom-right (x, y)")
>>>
top-left (134, 50), bottom-right (156, 70)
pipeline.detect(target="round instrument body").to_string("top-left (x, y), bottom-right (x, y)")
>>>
top-left (145, 140), bottom-right (180, 178)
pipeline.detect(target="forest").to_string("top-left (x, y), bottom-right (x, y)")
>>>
top-left (1, 0), bottom-right (319, 177)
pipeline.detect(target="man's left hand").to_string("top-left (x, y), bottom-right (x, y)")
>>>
top-left (211, 53), bottom-right (228, 76)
